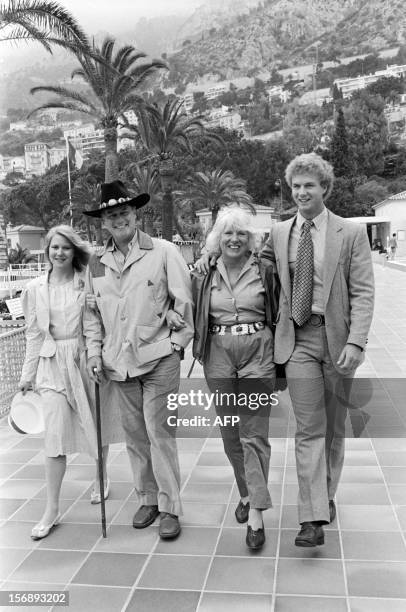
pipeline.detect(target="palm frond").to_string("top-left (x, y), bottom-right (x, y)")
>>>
top-left (1, 0), bottom-right (91, 52)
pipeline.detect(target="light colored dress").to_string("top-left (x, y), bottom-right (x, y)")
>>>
top-left (20, 273), bottom-right (125, 457)
top-left (36, 280), bottom-right (98, 457)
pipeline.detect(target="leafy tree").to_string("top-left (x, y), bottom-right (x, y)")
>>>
top-left (354, 180), bottom-right (389, 213)
top-left (366, 76), bottom-right (404, 105)
top-left (330, 106), bottom-right (351, 177)
top-left (344, 90), bottom-right (389, 177)
top-left (283, 124), bottom-right (316, 157)
top-left (0, 0), bottom-right (90, 53)
top-left (28, 37), bottom-right (166, 181)
top-left (0, 163), bottom-right (77, 228)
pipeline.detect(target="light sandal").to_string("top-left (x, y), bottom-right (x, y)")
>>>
top-left (90, 478), bottom-right (110, 504)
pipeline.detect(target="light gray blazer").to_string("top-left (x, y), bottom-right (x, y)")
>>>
top-left (261, 210), bottom-right (375, 371)
top-left (19, 271), bottom-right (86, 383)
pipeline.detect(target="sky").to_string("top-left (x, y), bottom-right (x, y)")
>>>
top-left (0, 0), bottom-right (202, 63)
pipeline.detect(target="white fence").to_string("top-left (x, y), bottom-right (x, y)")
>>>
top-left (0, 264), bottom-right (48, 297)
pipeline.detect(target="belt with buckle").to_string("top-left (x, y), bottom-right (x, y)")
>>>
top-left (307, 313), bottom-right (325, 327)
top-left (209, 321), bottom-right (265, 336)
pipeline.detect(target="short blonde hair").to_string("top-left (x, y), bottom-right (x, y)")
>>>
top-left (285, 152), bottom-right (335, 200)
top-left (205, 206), bottom-right (259, 254)
top-left (45, 225), bottom-right (90, 272)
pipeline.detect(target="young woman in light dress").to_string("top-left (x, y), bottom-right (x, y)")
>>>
top-left (19, 225), bottom-right (122, 539)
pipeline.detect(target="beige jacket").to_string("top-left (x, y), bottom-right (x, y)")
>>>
top-left (83, 230), bottom-right (194, 380)
top-left (19, 271), bottom-right (86, 383)
top-left (261, 210), bottom-right (374, 370)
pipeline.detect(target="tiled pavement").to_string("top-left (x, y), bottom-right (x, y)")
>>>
top-left (1, 262), bottom-right (406, 612)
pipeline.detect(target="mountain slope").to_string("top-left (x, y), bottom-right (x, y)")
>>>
top-left (165, 0), bottom-right (406, 85)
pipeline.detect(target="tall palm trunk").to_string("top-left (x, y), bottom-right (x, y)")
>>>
top-left (104, 125), bottom-right (119, 182)
top-left (211, 205), bottom-right (219, 226)
top-left (159, 158), bottom-right (175, 242)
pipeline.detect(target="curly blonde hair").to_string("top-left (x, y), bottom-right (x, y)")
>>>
top-left (285, 152), bottom-right (335, 200)
top-left (205, 205), bottom-right (260, 254)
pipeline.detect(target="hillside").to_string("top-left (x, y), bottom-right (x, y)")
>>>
top-left (165, 0), bottom-right (406, 86)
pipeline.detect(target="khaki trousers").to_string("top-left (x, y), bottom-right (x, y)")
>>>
top-left (204, 328), bottom-right (275, 510)
top-left (111, 352), bottom-right (182, 516)
top-left (286, 323), bottom-right (349, 524)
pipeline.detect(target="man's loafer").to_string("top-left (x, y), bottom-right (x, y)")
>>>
top-left (246, 524), bottom-right (265, 550)
top-left (329, 499), bottom-right (336, 523)
top-left (132, 505), bottom-right (159, 529)
top-left (235, 500), bottom-right (250, 523)
top-left (295, 522), bottom-right (325, 547)
top-left (159, 512), bottom-right (181, 539)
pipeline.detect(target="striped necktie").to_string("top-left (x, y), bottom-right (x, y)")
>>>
top-left (292, 220), bottom-right (314, 327)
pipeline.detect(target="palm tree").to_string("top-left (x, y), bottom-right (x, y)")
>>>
top-left (8, 243), bottom-right (37, 264)
top-left (133, 98), bottom-right (224, 241)
top-left (126, 162), bottom-right (161, 236)
top-left (70, 174), bottom-right (101, 243)
top-left (29, 37), bottom-right (167, 181)
top-left (175, 169), bottom-right (255, 226)
top-left (0, 0), bottom-right (90, 53)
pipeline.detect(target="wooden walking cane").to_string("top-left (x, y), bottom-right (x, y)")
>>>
top-left (94, 370), bottom-right (107, 538)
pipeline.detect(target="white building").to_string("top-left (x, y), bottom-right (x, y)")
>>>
top-left (123, 110), bottom-right (138, 126)
top-left (0, 155), bottom-right (25, 175)
top-left (205, 107), bottom-right (243, 131)
top-left (205, 84), bottom-right (227, 101)
top-left (9, 121), bottom-right (28, 131)
top-left (196, 204), bottom-right (276, 238)
top-left (24, 142), bottom-right (50, 176)
top-left (181, 93), bottom-right (194, 113)
top-left (298, 88), bottom-right (332, 107)
top-left (267, 85), bottom-right (290, 103)
top-left (334, 64), bottom-right (406, 99)
top-left (372, 191), bottom-right (406, 258)
top-left (64, 125), bottom-right (104, 158)
top-left (49, 146), bottom-right (67, 167)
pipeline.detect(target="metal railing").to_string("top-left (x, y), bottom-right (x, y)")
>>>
top-left (0, 325), bottom-right (26, 417)
top-left (0, 265), bottom-right (48, 297)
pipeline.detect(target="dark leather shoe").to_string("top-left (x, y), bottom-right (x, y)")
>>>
top-left (159, 513), bottom-right (181, 539)
top-left (246, 524), bottom-right (265, 550)
top-left (329, 499), bottom-right (336, 523)
top-left (295, 522), bottom-right (325, 547)
top-left (132, 505), bottom-right (159, 529)
top-left (235, 500), bottom-right (250, 523)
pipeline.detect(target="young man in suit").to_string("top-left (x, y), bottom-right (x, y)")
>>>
top-left (261, 153), bottom-right (374, 546)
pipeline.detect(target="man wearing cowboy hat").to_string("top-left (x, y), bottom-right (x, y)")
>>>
top-left (83, 180), bottom-right (194, 539)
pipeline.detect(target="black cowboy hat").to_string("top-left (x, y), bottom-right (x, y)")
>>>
top-left (83, 180), bottom-right (150, 218)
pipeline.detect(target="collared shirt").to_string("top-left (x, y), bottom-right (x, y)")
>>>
top-left (288, 207), bottom-right (328, 314)
top-left (108, 233), bottom-right (138, 271)
top-left (209, 254), bottom-right (266, 325)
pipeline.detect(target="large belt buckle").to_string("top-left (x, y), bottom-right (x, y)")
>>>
top-left (231, 323), bottom-right (246, 335)
top-left (253, 321), bottom-right (264, 331)
top-left (210, 324), bottom-right (221, 334)
top-left (309, 313), bottom-right (323, 327)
